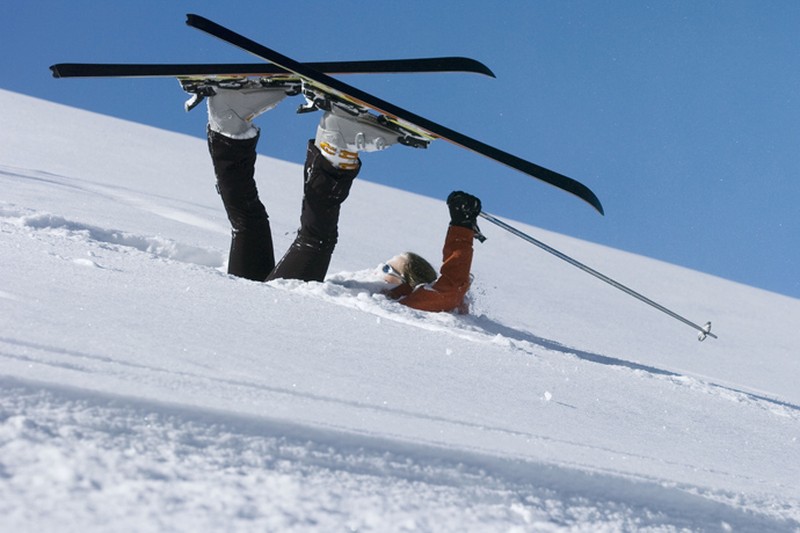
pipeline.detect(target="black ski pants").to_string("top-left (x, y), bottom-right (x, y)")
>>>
top-left (207, 128), bottom-right (359, 282)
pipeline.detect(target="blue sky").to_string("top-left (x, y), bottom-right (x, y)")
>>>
top-left (4, 1), bottom-right (799, 299)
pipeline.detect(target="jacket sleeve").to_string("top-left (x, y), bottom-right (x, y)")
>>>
top-left (398, 225), bottom-right (474, 313)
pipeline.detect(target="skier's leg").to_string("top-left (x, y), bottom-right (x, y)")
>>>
top-left (208, 129), bottom-right (274, 280)
top-left (267, 141), bottom-right (359, 282)
top-left (204, 87), bottom-right (289, 280)
top-left (267, 106), bottom-right (401, 282)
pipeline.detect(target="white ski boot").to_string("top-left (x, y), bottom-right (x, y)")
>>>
top-left (206, 85), bottom-right (289, 139)
top-left (314, 105), bottom-right (404, 169)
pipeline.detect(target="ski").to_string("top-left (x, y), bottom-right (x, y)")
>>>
top-left (185, 14), bottom-right (604, 215)
top-left (50, 57), bottom-right (495, 79)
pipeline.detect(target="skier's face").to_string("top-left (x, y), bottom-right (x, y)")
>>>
top-left (382, 254), bottom-right (408, 285)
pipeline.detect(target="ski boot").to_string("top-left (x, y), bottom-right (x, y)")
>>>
top-left (181, 78), bottom-right (296, 138)
top-left (312, 104), bottom-right (406, 169)
top-left (296, 82), bottom-right (430, 169)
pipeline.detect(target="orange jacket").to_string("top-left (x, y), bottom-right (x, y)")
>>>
top-left (387, 225), bottom-right (474, 313)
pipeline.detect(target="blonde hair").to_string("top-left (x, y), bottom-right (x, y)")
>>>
top-left (402, 252), bottom-right (437, 288)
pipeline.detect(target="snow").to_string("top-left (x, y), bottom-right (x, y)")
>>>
top-left (1, 88), bottom-right (799, 532)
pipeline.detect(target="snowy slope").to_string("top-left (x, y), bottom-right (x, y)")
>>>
top-left (1, 88), bottom-right (798, 532)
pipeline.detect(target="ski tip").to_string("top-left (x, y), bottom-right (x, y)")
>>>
top-left (49, 64), bottom-right (63, 78)
top-left (438, 57), bottom-right (495, 78)
top-left (462, 59), bottom-right (496, 78)
top-left (570, 181), bottom-right (603, 215)
top-left (186, 13), bottom-right (207, 27)
top-left (477, 63), bottom-right (496, 79)
top-left (590, 195), bottom-right (605, 216)
top-left (580, 188), bottom-right (604, 215)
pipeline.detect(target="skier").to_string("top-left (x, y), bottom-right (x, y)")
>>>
top-left (379, 190), bottom-right (481, 313)
top-left (200, 85), bottom-right (483, 312)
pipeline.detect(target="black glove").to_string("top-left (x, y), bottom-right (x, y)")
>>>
top-left (447, 191), bottom-right (486, 242)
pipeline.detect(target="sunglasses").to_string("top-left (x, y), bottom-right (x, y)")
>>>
top-left (382, 263), bottom-right (406, 283)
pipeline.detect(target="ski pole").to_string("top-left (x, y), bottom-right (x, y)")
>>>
top-left (478, 211), bottom-right (717, 341)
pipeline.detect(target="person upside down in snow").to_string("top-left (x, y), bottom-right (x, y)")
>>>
top-left (196, 83), bottom-right (484, 313)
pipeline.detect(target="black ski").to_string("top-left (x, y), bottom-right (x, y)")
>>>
top-left (185, 14), bottom-right (604, 215)
top-left (50, 57), bottom-right (495, 79)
